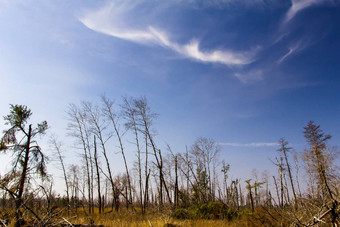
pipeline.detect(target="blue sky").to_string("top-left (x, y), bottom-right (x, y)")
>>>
top-left (0, 0), bottom-right (339, 187)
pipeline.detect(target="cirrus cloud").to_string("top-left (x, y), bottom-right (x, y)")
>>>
top-left (284, 0), bottom-right (325, 24)
top-left (78, 2), bottom-right (256, 67)
top-left (219, 142), bottom-right (278, 147)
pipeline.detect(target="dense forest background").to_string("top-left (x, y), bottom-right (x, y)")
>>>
top-left (0, 98), bottom-right (339, 226)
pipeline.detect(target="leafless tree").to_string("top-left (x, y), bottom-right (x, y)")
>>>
top-left (81, 101), bottom-right (121, 212)
top-left (102, 96), bottom-right (133, 210)
top-left (292, 151), bottom-right (303, 198)
top-left (121, 96), bottom-right (145, 213)
top-left (93, 136), bottom-right (102, 213)
top-left (132, 96), bottom-right (172, 206)
top-left (278, 138), bottom-right (297, 208)
top-left (50, 135), bottom-right (70, 215)
top-left (68, 164), bottom-right (80, 211)
top-left (66, 104), bottom-right (93, 214)
top-left (190, 137), bottom-right (220, 201)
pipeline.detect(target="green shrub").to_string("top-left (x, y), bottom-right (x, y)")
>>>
top-left (171, 202), bottom-right (239, 220)
top-left (171, 208), bottom-right (190, 219)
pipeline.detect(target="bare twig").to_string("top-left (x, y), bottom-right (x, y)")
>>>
top-left (0, 218), bottom-right (7, 227)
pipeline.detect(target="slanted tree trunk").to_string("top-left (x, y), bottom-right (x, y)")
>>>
top-left (273, 176), bottom-right (280, 207)
top-left (82, 123), bottom-right (94, 214)
top-left (143, 169), bottom-right (150, 212)
top-left (245, 180), bottom-right (254, 212)
top-left (239, 184), bottom-right (244, 207)
top-left (174, 156), bottom-right (179, 208)
top-left (303, 121), bottom-right (338, 224)
top-left (102, 96), bottom-right (134, 211)
top-left (82, 101), bottom-right (118, 212)
top-left (121, 99), bottom-right (144, 213)
top-left (144, 135), bottom-right (149, 209)
top-left (94, 136), bottom-right (102, 214)
top-left (283, 172), bottom-right (290, 204)
top-left (278, 138), bottom-right (297, 208)
top-left (16, 125), bottom-right (32, 226)
top-left (67, 104), bottom-right (92, 214)
top-left (50, 135), bottom-right (70, 216)
top-left (133, 96), bottom-right (172, 207)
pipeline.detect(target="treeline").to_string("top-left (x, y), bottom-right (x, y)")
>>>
top-left (0, 97), bottom-right (339, 226)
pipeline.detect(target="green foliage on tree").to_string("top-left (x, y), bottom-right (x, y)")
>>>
top-left (1, 104), bottom-right (48, 176)
top-left (0, 104), bottom-right (48, 226)
top-left (192, 165), bottom-right (210, 203)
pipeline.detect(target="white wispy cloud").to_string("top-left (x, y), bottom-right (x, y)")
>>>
top-left (277, 0), bottom-right (329, 64)
top-left (277, 40), bottom-right (304, 63)
top-left (284, 0), bottom-right (323, 23)
top-left (234, 69), bottom-right (263, 83)
top-left (78, 2), bottom-right (255, 66)
top-left (219, 142), bottom-right (278, 147)
top-left (186, 0), bottom-right (266, 9)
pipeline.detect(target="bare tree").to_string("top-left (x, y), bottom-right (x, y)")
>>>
top-left (81, 101), bottom-right (119, 212)
top-left (278, 138), bottom-right (297, 208)
top-left (292, 152), bottom-right (302, 198)
top-left (121, 96), bottom-right (144, 213)
top-left (68, 164), bottom-right (80, 211)
top-left (66, 104), bottom-right (93, 214)
top-left (245, 179), bottom-right (255, 212)
top-left (272, 176), bottom-right (280, 207)
top-left (272, 156), bottom-right (285, 207)
top-left (174, 155), bottom-right (179, 208)
top-left (93, 136), bottom-right (102, 213)
top-left (132, 96), bottom-right (172, 206)
top-left (102, 96), bottom-right (133, 210)
top-left (190, 137), bottom-right (220, 201)
top-left (50, 135), bottom-right (70, 215)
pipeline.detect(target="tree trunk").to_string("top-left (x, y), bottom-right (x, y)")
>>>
top-left (52, 136), bottom-right (70, 216)
top-left (144, 135), bottom-right (149, 209)
top-left (94, 136), bottom-right (102, 214)
top-left (16, 125), bottom-right (32, 226)
top-left (273, 176), bottom-right (280, 207)
top-left (103, 97), bottom-right (133, 211)
top-left (174, 156), bottom-right (179, 208)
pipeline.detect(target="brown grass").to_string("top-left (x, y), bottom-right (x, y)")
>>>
top-left (59, 208), bottom-right (242, 227)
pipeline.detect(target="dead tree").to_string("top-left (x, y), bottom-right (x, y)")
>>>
top-left (82, 101), bottom-right (119, 212)
top-left (174, 155), bottom-right (179, 207)
top-left (121, 96), bottom-right (144, 213)
top-left (93, 136), bottom-right (102, 213)
top-left (190, 137), bottom-right (221, 201)
top-left (245, 179), bottom-right (255, 212)
top-left (292, 152), bottom-right (303, 198)
top-left (67, 104), bottom-right (93, 214)
top-left (50, 135), bottom-right (70, 215)
top-left (303, 121), bottom-right (338, 224)
top-left (272, 176), bottom-right (280, 207)
top-left (272, 157), bottom-right (285, 207)
top-left (278, 138), bottom-right (297, 208)
top-left (68, 164), bottom-right (80, 211)
top-left (102, 96), bottom-right (133, 211)
top-left (133, 96), bottom-right (172, 206)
